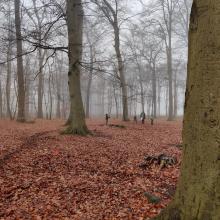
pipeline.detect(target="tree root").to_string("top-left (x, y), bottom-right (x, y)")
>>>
top-left (61, 125), bottom-right (90, 136)
top-left (152, 203), bottom-right (181, 220)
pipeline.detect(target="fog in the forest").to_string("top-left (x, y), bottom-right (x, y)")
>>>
top-left (0, 0), bottom-right (192, 120)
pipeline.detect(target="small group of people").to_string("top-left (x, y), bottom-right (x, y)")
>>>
top-left (133, 111), bottom-right (145, 124)
top-left (134, 112), bottom-right (154, 125)
top-left (105, 112), bottom-right (154, 125)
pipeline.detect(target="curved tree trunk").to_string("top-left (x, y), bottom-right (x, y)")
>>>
top-left (153, 1), bottom-right (220, 219)
top-left (64, 0), bottom-right (89, 135)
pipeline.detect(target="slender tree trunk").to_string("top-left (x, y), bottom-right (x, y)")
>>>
top-left (85, 45), bottom-right (93, 118)
top-left (174, 71), bottom-right (178, 118)
top-left (140, 79), bottom-right (145, 113)
top-left (25, 58), bottom-right (30, 119)
top-left (152, 62), bottom-right (157, 118)
top-left (165, 83), bottom-right (169, 117)
top-left (64, 0), bottom-right (89, 135)
top-left (14, 0), bottom-right (25, 122)
top-left (101, 80), bottom-right (105, 116)
top-left (55, 66), bottom-right (61, 118)
top-left (167, 43), bottom-right (173, 120)
top-left (153, 1), bottom-right (220, 219)
top-left (37, 49), bottom-right (44, 118)
top-left (157, 80), bottom-right (161, 117)
top-left (48, 74), bottom-right (53, 120)
top-left (6, 37), bottom-right (13, 119)
top-left (0, 80), bottom-right (3, 118)
top-left (114, 25), bottom-right (129, 121)
top-left (167, 11), bottom-right (174, 121)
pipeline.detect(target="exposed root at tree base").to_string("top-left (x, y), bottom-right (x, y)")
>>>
top-left (16, 119), bottom-right (26, 123)
top-left (152, 203), bottom-right (181, 220)
top-left (61, 125), bottom-right (90, 136)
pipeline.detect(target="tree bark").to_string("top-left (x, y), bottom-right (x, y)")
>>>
top-left (14, 0), bottom-right (25, 122)
top-left (152, 62), bottom-right (157, 118)
top-left (113, 84), bottom-right (119, 118)
top-left (85, 45), bottom-right (93, 118)
top-left (0, 80), bottom-right (3, 118)
top-left (25, 58), bottom-right (30, 118)
top-left (114, 24), bottom-right (129, 121)
top-left (153, 1), bottom-right (220, 219)
top-left (174, 71), bottom-right (178, 118)
top-left (167, 43), bottom-right (173, 120)
top-left (37, 49), bottom-right (44, 118)
top-left (6, 34), bottom-right (13, 120)
top-left (64, 0), bottom-right (89, 135)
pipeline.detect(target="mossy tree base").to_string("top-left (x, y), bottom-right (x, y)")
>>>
top-left (62, 125), bottom-right (90, 136)
top-left (16, 118), bottom-right (26, 123)
top-left (152, 203), bottom-right (181, 220)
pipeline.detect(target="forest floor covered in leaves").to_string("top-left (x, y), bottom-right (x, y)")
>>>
top-left (0, 119), bottom-right (182, 220)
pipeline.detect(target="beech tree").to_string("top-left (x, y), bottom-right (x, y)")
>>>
top-left (64, 0), bottom-right (89, 135)
top-left (14, 0), bottom-right (26, 122)
top-left (153, 1), bottom-right (220, 219)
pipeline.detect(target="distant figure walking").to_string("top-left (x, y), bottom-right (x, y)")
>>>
top-left (150, 116), bottom-right (154, 125)
top-left (140, 112), bottom-right (146, 124)
top-left (105, 113), bottom-right (110, 125)
top-left (134, 115), bottom-right (138, 124)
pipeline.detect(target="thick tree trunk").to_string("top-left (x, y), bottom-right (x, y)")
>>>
top-left (64, 0), bottom-right (89, 135)
top-left (15, 0), bottom-right (25, 122)
top-left (153, 1), bottom-right (220, 219)
top-left (113, 84), bottom-right (119, 118)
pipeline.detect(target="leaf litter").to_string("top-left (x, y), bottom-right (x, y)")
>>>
top-left (0, 119), bottom-right (182, 220)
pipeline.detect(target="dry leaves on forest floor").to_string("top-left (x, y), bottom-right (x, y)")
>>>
top-left (0, 118), bottom-right (182, 220)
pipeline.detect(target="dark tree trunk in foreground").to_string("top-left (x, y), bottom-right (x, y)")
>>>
top-left (64, 0), bottom-right (89, 135)
top-left (0, 80), bottom-right (2, 118)
top-left (153, 1), bottom-right (220, 219)
top-left (14, 0), bottom-right (25, 122)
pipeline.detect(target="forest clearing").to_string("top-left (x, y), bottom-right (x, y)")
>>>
top-left (0, 0), bottom-right (219, 218)
top-left (0, 119), bottom-right (181, 219)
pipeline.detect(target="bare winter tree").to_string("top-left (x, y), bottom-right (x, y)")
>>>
top-left (14, 0), bottom-right (26, 122)
top-left (91, 0), bottom-right (129, 121)
top-left (63, 0), bottom-right (89, 135)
